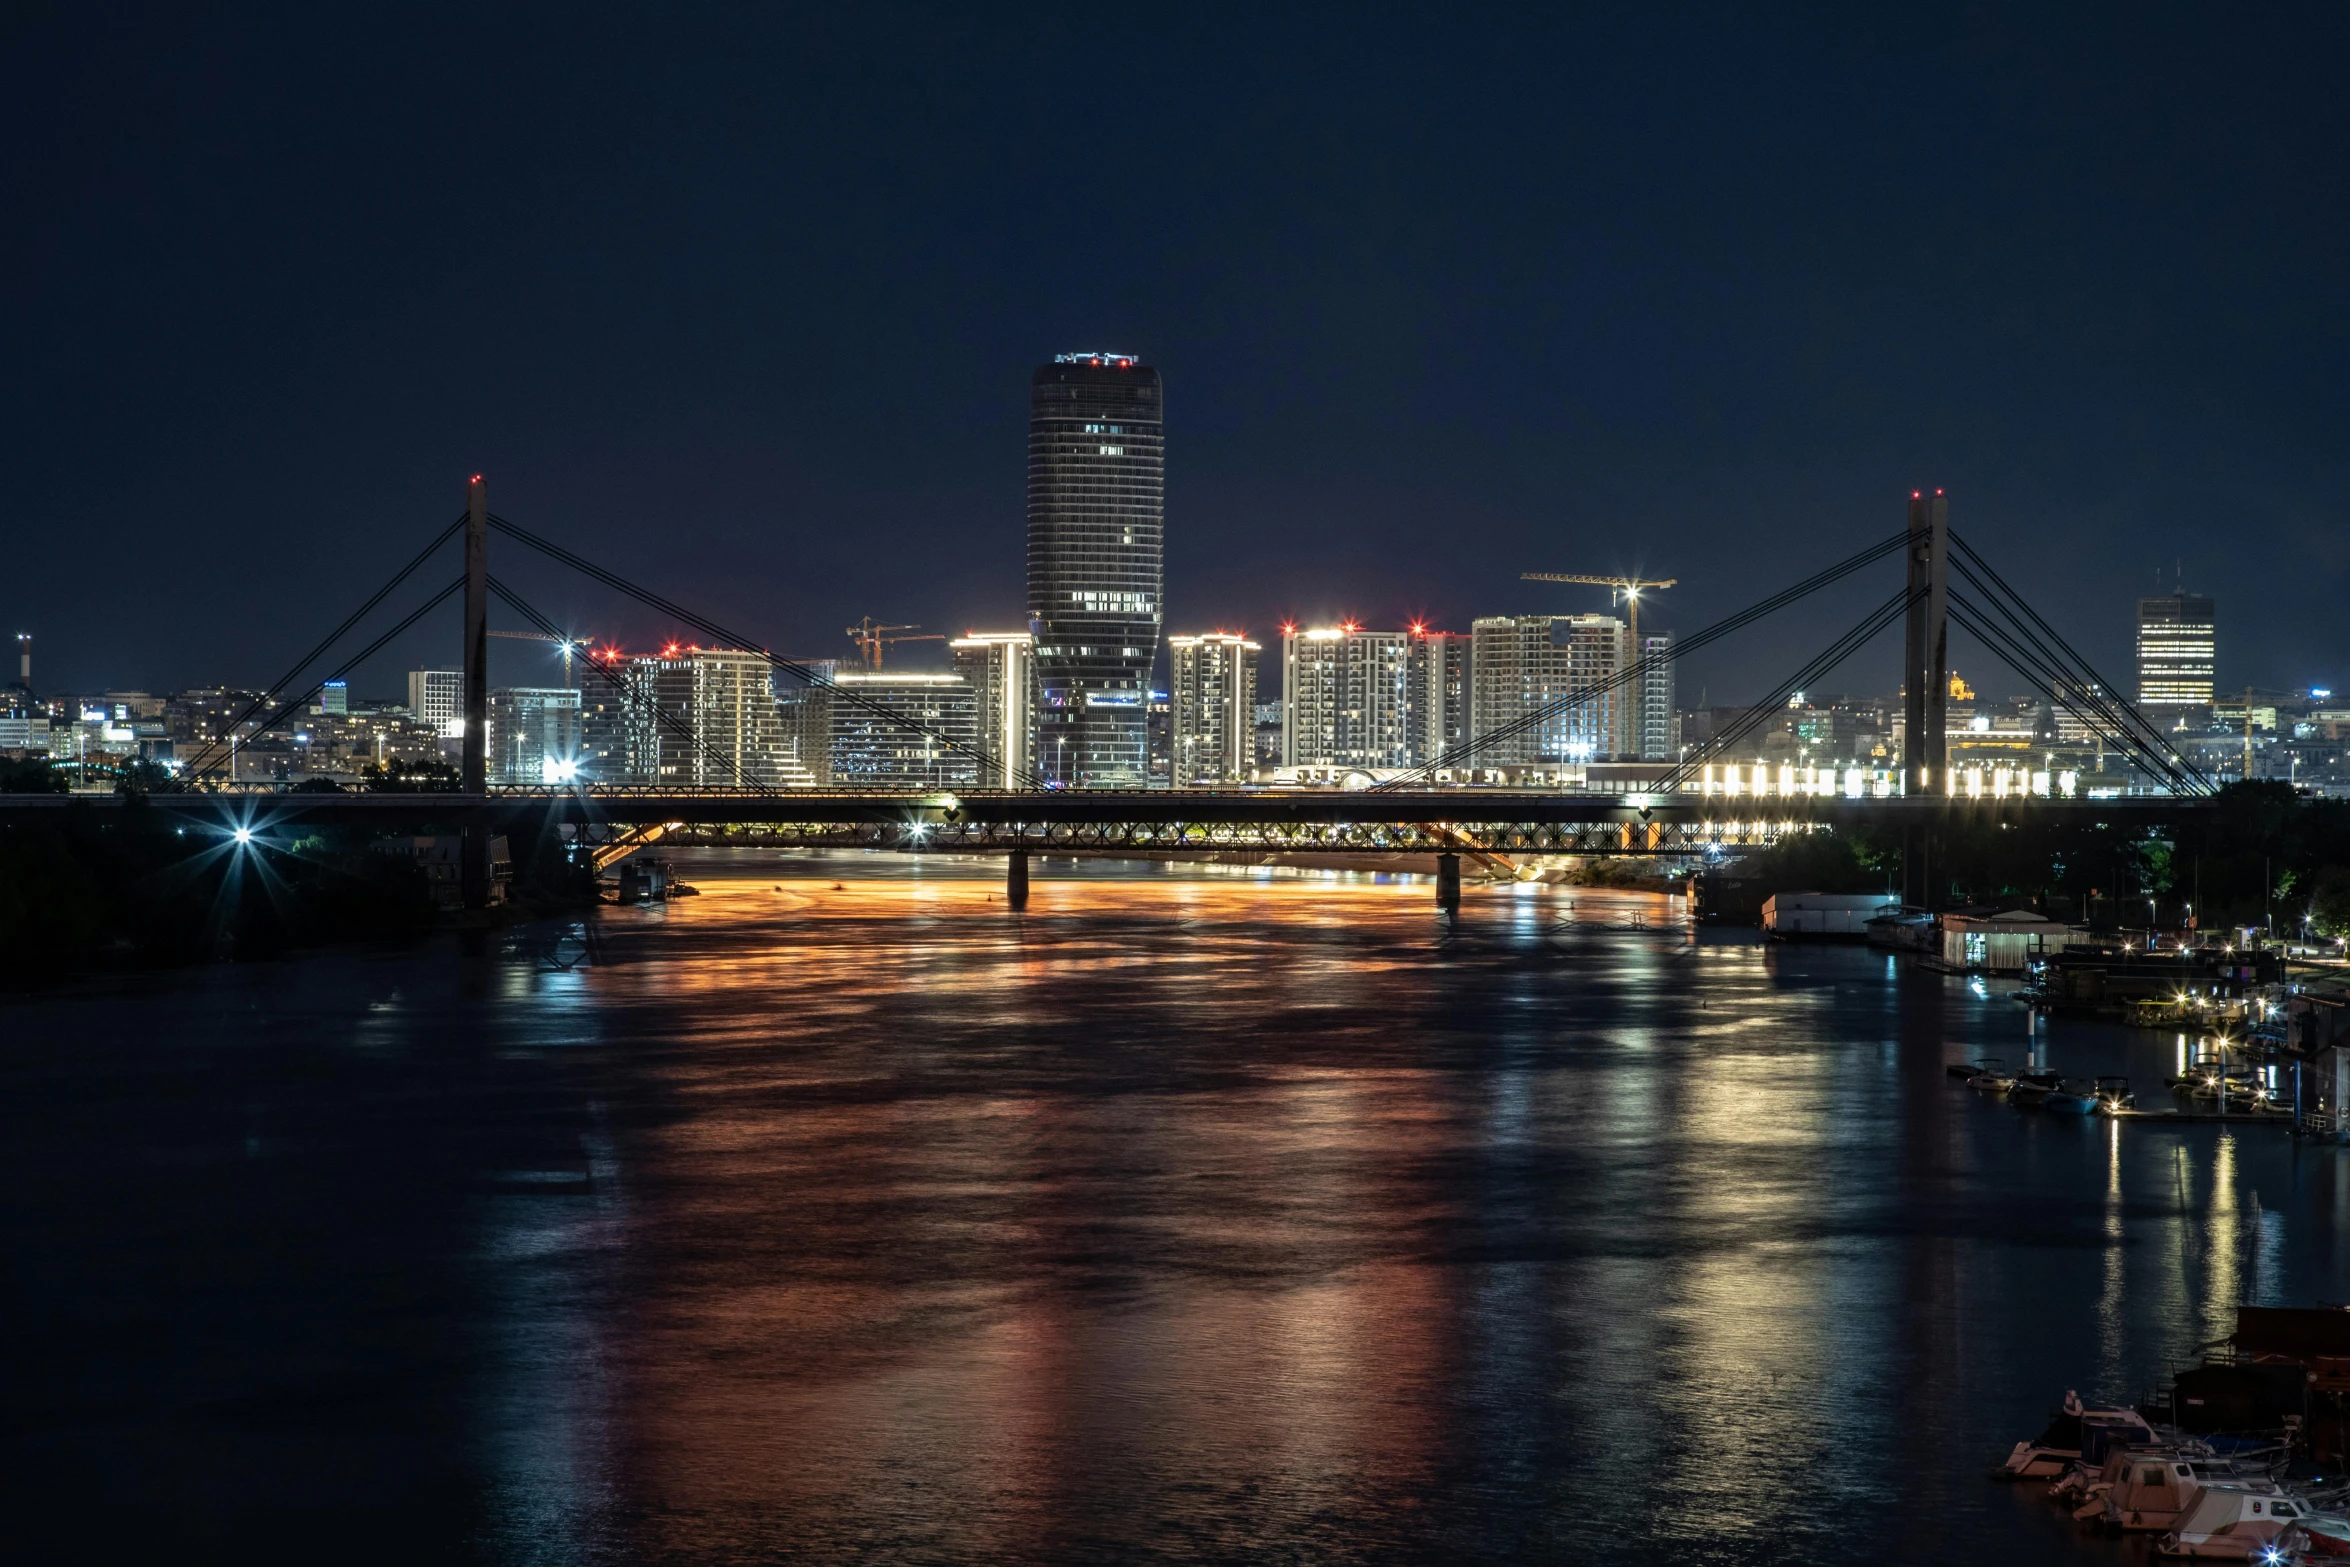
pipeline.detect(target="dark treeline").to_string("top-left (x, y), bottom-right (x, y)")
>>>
top-left (1740, 783), bottom-right (2350, 934)
top-left (0, 758), bottom-right (591, 973)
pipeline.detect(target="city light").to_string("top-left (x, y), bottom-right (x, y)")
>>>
top-left (232, 827), bottom-right (253, 845)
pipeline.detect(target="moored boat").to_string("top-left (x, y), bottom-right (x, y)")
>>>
top-left (1993, 1392), bottom-right (2157, 1481)
top-left (2093, 1076), bottom-right (2137, 1114)
top-left (2010, 1073), bottom-right (2069, 1108)
top-left (2156, 1483), bottom-right (2311, 1558)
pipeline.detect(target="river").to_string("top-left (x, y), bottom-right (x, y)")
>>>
top-left (8, 848), bottom-right (2346, 1564)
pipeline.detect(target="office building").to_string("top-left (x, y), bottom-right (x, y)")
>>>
top-left (407, 669), bottom-right (463, 736)
top-left (784, 671), bottom-right (979, 789)
top-left (1282, 626), bottom-right (1412, 770)
top-left (1469, 614), bottom-right (1631, 765)
top-left (1406, 629), bottom-right (1470, 768)
top-left (487, 687), bottom-right (584, 786)
top-left (1168, 633), bottom-right (1259, 783)
top-left (2137, 591), bottom-right (2216, 714)
top-left (949, 633), bottom-right (1036, 789)
top-left (1028, 352), bottom-right (1164, 787)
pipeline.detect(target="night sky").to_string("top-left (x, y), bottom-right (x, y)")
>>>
top-left (5, 5), bottom-right (2345, 704)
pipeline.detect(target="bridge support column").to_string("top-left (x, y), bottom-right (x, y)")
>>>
top-left (1902, 489), bottom-right (1949, 798)
top-left (1436, 853), bottom-right (1461, 913)
top-left (461, 474), bottom-right (490, 911)
top-left (1006, 850), bottom-right (1029, 911)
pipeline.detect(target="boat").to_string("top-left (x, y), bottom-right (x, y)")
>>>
top-left (2046, 1083), bottom-right (2100, 1114)
top-left (2285, 1513), bottom-right (2350, 1559)
top-left (1993, 1391), bottom-right (2158, 1481)
top-left (2010, 1072), bottom-right (2070, 1108)
top-left (1948, 1056), bottom-right (2002, 1081)
top-left (2094, 1076), bottom-right (2138, 1114)
top-left (1973, 1064), bottom-right (2019, 1093)
top-left (2156, 1483), bottom-right (2313, 1557)
top-left (2091, 1453), bottom-right (2203, 1532)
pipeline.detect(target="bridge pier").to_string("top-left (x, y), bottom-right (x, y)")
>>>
top-left (1436, 852), bottom-right (1461, 913)
top-left (1006, 849), bottom-right (1029, 911)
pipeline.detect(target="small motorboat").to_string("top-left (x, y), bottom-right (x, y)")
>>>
top-left (2096, 1454), bottom-right (2207, 1533)
top-left (2156, 1483), bottom-right (2310, 1558)
top-left (1973, 1064), bottom-right (2019, 1093)
top-left (2045, 1084), bottom-right (2100, 1114)
top-left (2286, 1513), bottom-right (2350, 1559)
top-left (2093, 1076), bottom-right (2137, 1114)
top-left (1949, 1056), bottom-right (2008, 1085)
top-left (2010, 1073), bottom-right (2070, 1108)
top-left (1993, 1392), bottom-right (2155, 1481)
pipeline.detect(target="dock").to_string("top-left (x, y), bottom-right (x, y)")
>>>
top-left (2108, 1109), bottom-right (2294, 1127)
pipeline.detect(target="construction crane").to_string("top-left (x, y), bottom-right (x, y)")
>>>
top-left (845, 618), bottom-right (944, 670)
top-left (1519, 573), bottom-right (1678, 649)
top-left (487, 628), bottom-right (584, 686)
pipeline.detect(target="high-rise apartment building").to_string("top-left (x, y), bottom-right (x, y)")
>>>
top-left (949, 633), bottom-right (1036, 789)
top-left (783, 670), bottom-right (979, 789)
top-left (318, 680), bottom-right (349, 716)
top-left (487, 687), bottom-right (584, 785)
top-left (684, 649), bottom-right (796, 787)
top-left (406, 669), bottom-right (463, 736)
top-left (1282, 626), bottom-right (1412, 770)
top-left (1167, 633), bottom-right (1259, 784)
top-left (1406, 629), bottom-right (1470, 768)
top-left (1636, 631), bottom-right (1676, 761)
top-left (1028, 352), bottom-right (1164, 787)
top-left (1468, 614), bottom-right (1630, 765)
top-left (2137, 592), bottom-right (2216, 713)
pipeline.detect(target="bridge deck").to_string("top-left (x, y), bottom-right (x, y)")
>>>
top-left (0, 788), bottom-right (2202, 855)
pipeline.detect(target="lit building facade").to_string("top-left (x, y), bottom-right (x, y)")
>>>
top-left (949, 633), bottom-right (1037, 789)
top-left (1028, 352), bottom-right (1164, 787)
top-left (1468, 614), bottom-right (1630, 764)
top-left (1282, 626), bottom-right (1411, 769)
top-left (406, 669), bottom-right (463, 736)
top-left (2137, 592), bottom-right (2215, 714)
top-left (1167, 633), bottom-right (1258, 783)
top-left (784, 670), bottom-right (979, 789)
top-left (487, 687), bottom-right (583, 785)
top-left (1636, 631), bottom-right (1676, 761)
top-left (1406, 629), bottom-right (1469, 768)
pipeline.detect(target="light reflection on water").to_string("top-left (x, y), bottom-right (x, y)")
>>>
top-left (10, 846), bottom-right (2350, 1566)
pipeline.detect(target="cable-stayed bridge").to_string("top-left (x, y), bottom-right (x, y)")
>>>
top-left (1, 479), bottom-right (2219, 911)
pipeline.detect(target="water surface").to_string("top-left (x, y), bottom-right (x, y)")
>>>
top-left (9, 849), bottom-right (2346, 1564)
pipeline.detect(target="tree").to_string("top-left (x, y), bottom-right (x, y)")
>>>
top-left (0, 755), bottom-right (65, 793)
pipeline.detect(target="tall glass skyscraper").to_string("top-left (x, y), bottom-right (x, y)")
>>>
top-left (1028, 352), bottom-right (1164, 787)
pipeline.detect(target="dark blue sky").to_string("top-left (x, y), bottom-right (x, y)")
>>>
top-left (5, 4), bottom-right (2345, 703)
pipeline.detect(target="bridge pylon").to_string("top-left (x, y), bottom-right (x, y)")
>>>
top-left (462, 474), bottom-right (490, 910)
top-left (1902, 490), bottom-right (1949, 800)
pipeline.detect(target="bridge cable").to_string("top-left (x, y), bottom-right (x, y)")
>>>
top-left (1944, 531), bottom-right (2214, 795)
top-left (1653, 587), bottom-right (1916, 796)
top-left (1944, 591), bottom-right (2206, 796)
top-left (171, 514), bottom-right (468, 786)
top-left (1374, 527), bottom-right (1910, 790)
top-left (180, 575), bottom-right (469, 781)
top-left (1942, 593), bottom-right (2190, 792)
top-left (1942, 553), bottom-right (2211, 793)
top-left (483, 513), bottom-right (1042, 791)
